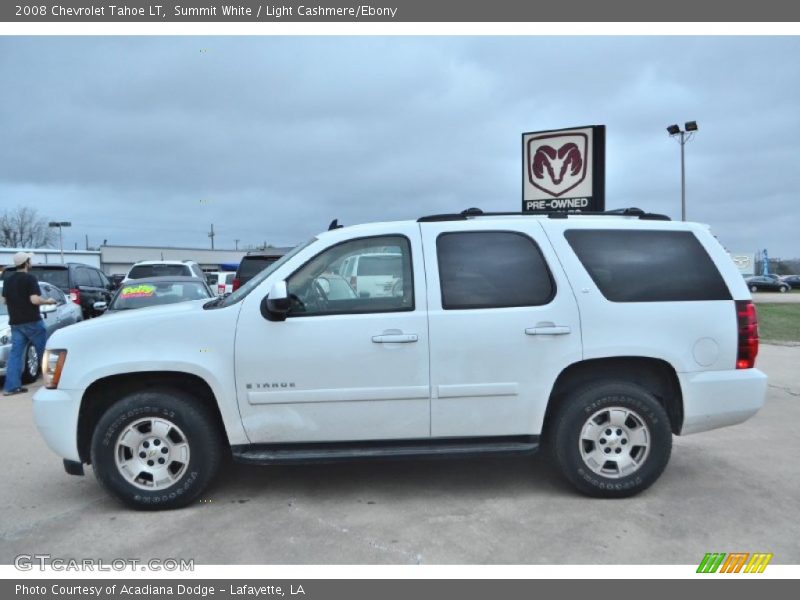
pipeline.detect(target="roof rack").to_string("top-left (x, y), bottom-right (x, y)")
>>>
top-left (417, 207), bottom-right (671, 222)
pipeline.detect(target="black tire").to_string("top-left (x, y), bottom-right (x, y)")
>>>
top-left (750, 285), bottom-right (758, 293)
top-left (20, 343), bottom-right (40, 384)
top-left (779, 286), bottom-right (788, 293)
top-left (551, 381), bottom-right (672, 498)
top-left (90, 388), bottom-right (223, 510)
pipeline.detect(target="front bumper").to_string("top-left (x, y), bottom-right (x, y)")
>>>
top-left (32, 387), bottom-right (82, 462)
top-left (679, 368), bottom-right (768, 435)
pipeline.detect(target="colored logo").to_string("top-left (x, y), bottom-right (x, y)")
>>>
top-left (697, 552), bottom-right (773, 573)
top-left (121, 284), bottom-right (156, 298)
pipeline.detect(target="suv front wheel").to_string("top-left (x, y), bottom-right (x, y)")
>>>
top-left (551, 381), bottom-right (672, 498)
top-left (90, 389), bottom-right (223, 510)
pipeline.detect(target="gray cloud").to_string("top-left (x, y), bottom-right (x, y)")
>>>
top-left (1, 36), bottom-right (798, 258)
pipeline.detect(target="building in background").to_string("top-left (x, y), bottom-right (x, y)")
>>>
top-left (0, 247), bottom-right (101, 268)
top-left (99, 245), bottom-right (293, 275)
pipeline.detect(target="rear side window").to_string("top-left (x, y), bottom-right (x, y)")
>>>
top-left (74, 268), bottom-right (92, 287)
top-left (565, 229), bottom-right (731, 302)
top-left (238, 257), bottom-right (278, 281)
top-left (88, 269), bottom-right (104, 287)
top-left (357, 255), bottom-right (403, 277)
top-left (30, 268), bottom-right (69, 288)
top-left (437, 231), bottom-right (555, 310)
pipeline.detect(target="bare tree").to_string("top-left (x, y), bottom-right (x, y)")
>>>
top-left (0, 206), bottom-right (56, 248)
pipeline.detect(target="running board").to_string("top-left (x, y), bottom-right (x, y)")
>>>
top-left (231, 436), bottom-right (539, 465)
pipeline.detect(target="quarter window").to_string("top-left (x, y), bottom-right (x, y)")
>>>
top-left (564, 229), bottom-right (732, 302)
top-left (74, 268), bottom-right (92, 287)
top-left (286, 236), bottom-right (414, 316)
top-left (437, 231), bottom-right (555, 309)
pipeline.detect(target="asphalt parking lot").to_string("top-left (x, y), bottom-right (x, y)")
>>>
top-left (1, 344), bottom-right (798, 565)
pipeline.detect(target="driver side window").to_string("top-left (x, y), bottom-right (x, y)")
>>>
top-left (286, 235), bottom-right (414, 317)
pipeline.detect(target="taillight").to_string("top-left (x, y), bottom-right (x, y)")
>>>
top-left (218, 284), bottom-right (225, 295)
top-left (232, 278), bottom-right (240, 291)
top-left (735, 300), bottom-right (759, 369)
top-left (69, 288), bottom-right (81, 305)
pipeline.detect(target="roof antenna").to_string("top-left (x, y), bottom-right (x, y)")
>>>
top-left (328, 219), bottom-right (343, 230)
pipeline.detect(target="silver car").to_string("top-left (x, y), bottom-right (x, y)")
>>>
top-left (0, 280), bottom-right (83, 383)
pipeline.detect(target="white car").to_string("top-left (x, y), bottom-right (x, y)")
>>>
top-left (123, 260), bottom-right (204, 283)
top-left (338, 252), bottom-right (404, 298)
top-left (205, 271), bottom-right (235, 296)
top-left (33, 208), bottom-right (767, 509)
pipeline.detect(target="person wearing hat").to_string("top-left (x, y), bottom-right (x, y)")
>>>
top-left (1, 252), bottom-right (57, 396)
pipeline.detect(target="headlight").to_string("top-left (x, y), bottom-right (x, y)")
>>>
top-left (43, 349), bottom-right (68, 389)
top-left (0, 327), bottom-right (10, 345)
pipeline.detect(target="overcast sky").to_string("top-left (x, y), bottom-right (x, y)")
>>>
top-left (1, 36), bottom-right (798, 257)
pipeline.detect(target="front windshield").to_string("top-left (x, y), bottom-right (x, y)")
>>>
top-left (110, 281), bottom-right (211, 311)
top-left (219, 238), bottom-right (316, 307)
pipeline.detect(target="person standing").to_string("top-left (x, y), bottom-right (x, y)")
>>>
top-left (1, 252), bottom-right (57, 396)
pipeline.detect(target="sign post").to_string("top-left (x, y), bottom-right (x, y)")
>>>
top-left (522, 125), bottom-right (605, 213)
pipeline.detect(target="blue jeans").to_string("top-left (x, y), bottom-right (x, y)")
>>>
top-left (4, 320), bottom-right (47, 393)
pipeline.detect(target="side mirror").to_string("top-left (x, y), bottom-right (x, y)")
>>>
top-left (93, 301), bottom-right (108, 313)
top-left (260, 280), bottom-right (291, 322)
top-left (40, 303), bottom-right (57, 314)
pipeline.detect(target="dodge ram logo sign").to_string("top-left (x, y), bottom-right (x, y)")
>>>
top-left (522, 125), bottom-right (605, 213)
top-left (528, 134), bottom-right (588, 197)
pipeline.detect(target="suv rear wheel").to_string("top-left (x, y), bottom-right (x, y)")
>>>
top-left (90, 389), bottom-right (223, 510)
top-left (551, 381), bottom-right (672, 498)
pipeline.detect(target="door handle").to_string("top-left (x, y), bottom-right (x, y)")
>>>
top-left (525, 326), bottom-right (571, 336)
top-left (372, 333), bottom-right (418, 343)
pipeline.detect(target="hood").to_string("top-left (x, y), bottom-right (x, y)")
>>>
top-left (48, 298), bottom-right (216, 347)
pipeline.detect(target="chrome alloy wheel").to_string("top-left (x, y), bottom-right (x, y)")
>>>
top-left (579, 407), bottom-right (651, 479)
top-left (26, 345), bottom-right (38, 378)
top-left (114, 417), bottom-right (191, 490)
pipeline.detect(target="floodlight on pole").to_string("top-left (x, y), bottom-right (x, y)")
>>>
top-left (48, 221), bottom-right (72, 264)
top-left (666, 122), bottom-right (698, 221)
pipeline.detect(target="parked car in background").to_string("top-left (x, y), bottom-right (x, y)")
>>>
top-left (0, 280), bottom-right (82, 383)
top-left (745, 276), bottom-right (790, 293)
top-left (124, 260), bottom-right (205, 282)
top-left (206, 271), bottom-right (235, 296)
top-left (338, 252), bottom-right (405, 298)
top-left (94, 276), bottom-right (213, 314)
top-left (2, 262), bottom-right (114, 319)
top-left (234, 252), bottom-right (283, 291)
top-left (779, 274), bottom-right (800, 288)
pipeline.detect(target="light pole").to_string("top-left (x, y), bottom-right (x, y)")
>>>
top-left (666, 121), bottom-right (698, 221)
top-left (48, 221), bottom-right (72, 264)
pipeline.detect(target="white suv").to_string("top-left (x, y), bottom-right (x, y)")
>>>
top-left (33, 208), bottom-right (767, 509)
top-left (338, 252), bottom-right (404, 298)
top-left (124, 260), bottom-right (204, 282)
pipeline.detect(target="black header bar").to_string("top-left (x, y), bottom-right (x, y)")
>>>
top-left (3, 0), bottom-right (800, 22)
